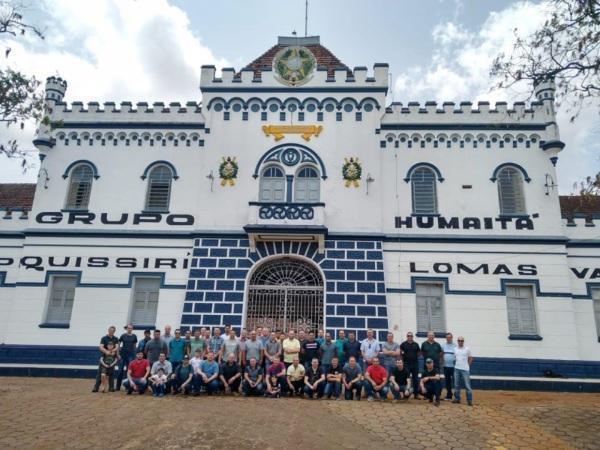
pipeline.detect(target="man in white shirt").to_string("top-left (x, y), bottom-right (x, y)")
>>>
top-left (452, 336), bottom-right (473, 406)
top-left (359, 329), bottom-right (381, 370)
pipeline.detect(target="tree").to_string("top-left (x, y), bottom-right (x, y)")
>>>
top-left (491, 0), bottom-right (600, 121)
top-left (0, 0), bottom-right (45, 168)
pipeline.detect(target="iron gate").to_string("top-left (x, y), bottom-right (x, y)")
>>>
top-left (246, 257), bottom-right (324, 332)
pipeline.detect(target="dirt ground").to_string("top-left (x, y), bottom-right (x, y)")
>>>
top-left (0, 377), bottom-right (598, 449)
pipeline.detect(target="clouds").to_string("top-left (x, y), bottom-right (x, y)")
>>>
top-left (393, 1), bottom-right (599, 192)
top-left (0, 0), bottom-right (228, 182)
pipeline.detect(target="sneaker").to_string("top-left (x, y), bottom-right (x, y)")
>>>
top-left (434, 400), bottom-right (440, 407)
top-left (444, 397), bottom-right (452, 401)
top-left (452, 399), bottom-right (461, 404)
top-left (159, 393), bottom-right (164, 397)
top-left (152, 393), bottom-right (157, 397)
top-left (91, 388), bottom-right (99, 393)
top-left (367, 396), bottom-right (374, 402)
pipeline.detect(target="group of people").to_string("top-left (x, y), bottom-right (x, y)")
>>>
top-left (92, 324), bottom-right (474, 406)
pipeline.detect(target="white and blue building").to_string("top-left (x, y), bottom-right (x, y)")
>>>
top-left (0, 36), bottom-right (598, 390)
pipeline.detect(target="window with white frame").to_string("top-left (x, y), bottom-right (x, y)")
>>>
top-left (259, 166), bottom-right (285, 202)
top-left (506, 285), bottom-right (538, 336)
top-left (411, 166), bottom-right (438, 214)
top-left (497, 167), bottom-right (526, 214)
top-left (145, 165), bottom-right (173, 211)
top-left (416, 282), bottom-right (445, 334)
top-left (294, 166), bottom-right (320, 202)
top-left (45, 275), bottom-right (77, 325)
top-left (65, 164), bottom-right (94, 210)
top-left (593, 288), bottom-right (600, 340)
top-left (130, 277), bottom-right (160, 326)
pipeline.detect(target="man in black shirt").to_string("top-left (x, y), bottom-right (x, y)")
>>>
top-left (389, 359), bottom-right (411, 401)
top-left (220, 353), bottom-right (242, 394)
top-left (400, 331), bottom-right (421, 399)
top-left (301, 331), bottom-right (320, 369)
top-left (343, 332), bottom-right (362, 366)
top-left (116, 324), bottom-right (138, 391)
top-left (303, 358), bottom-right (325, 399)
top-left (92, 325), bottom-right (120, 392)
top-left (420, 358), bottom-right (441, 406)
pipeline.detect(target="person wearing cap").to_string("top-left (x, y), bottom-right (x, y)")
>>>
top-left (122, 350), bottom-right (150, 395)
top-left (364, 356), bottom-right (389, 401)
top-left (220, 353), bottom-right (242, 394)
top-left (170, 355), bottom-right (193, 395)
top-left (420, 358), bottom-right (441, 406)
top-left (452, 336), bottom-right (474, 406)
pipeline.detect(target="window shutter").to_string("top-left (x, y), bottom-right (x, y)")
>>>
top-left (411, 167), bottom-right (437, 214)
top-left (145, 166), bottom-right (173, 211)
top-left (592, 289), bottom-right (600, 339)
top-left (498, 167), bottom-right (526, 214)
top-left (506, 285), bottom-right (537, 335)
top-left (66, 165), bottom-right (93, 210)
top-left (46, 276), bottom-right (77, 324)
top-left (416, 283), bottom-right (445, 333)
top-left (131, 278), bottom-right (160, 326)
top-left (260, 167), bottom-right (285, 202)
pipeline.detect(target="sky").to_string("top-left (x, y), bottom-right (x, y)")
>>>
top-left (0, 0), bottom-right (598, 192)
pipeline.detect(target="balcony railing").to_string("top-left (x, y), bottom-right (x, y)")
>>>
top-left (248, 202), bottom-right (325, 226)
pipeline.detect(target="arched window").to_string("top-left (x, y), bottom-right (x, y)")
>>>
top-left (294, 166), bottom-right (320, 202)
top-left (497, 167), bottom-right (526, 214)
top-left (259, 166), bottom-right (285, 202)
top-left (411, 166), bottom-right (438, 214)
top-left (145, 165), bottom-right (173, 211)
top-left (65, 164), bottom-right (94, 210)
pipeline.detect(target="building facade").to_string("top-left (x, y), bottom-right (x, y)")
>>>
top-left (0, 36), bottom-right (599, 389)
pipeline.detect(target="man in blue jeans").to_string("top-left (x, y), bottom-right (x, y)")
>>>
top-left (400, 331), bottom-right (421, 399)
top-left (194, 351), bottom-right (220, 395)
top-left (452, 336), bottom-right (474, 406)
top-left (324, 357), bottom-right (343, 399)
top-left (116, 324), bottom-right (138, 391)
top-left (420, 358), bottom-right (441, 406)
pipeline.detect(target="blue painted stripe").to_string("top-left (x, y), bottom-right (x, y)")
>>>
top-left (57, 122), bottom-right (205, 129)
top-left (380, 123), bottom-right (546, 131)
top-left (201, 86), bottom-right (387, 93)
top-left (384, 249), bottom-right (568, 256)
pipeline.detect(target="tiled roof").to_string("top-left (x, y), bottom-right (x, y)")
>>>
top-left (559, 195), bottom-right (600, 217)
top-left (0, 183), bottom-right (36, 209)
top-left (243, 42), bottom-right (350, 78)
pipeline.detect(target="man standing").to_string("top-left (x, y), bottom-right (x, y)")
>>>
top-left (243, 330), bottom-right (264, 367)
top-left (389, 359), bottom-right (411, 402)
top-left (297, 329), bottom-right (307, 354)
top-left (324, 357), bottom-right (343, 400)
top-left (342, 356), bottom-right (363, 401)
top-left (183, 329), bottom-right (192, 357)
top-left (242, 357), bottom-right (265, 396)
top-left (168, 329), bottom-right (186, 373)
top-left (343, 332), bottom-right (362, 368)
top-left (220, 353), bottom-right (242, 395)
top-left (441, 332), bottom-right (457, 401)
top-left (400, 331), bottom-right (421, 399)
top-left (170, 355), bottom-right (193, 395)
top-left (282, 330), bottom-right (301, 368)
top-left (136, 329), bottom-right (152, 354)
top-left (208, 327), bottom-right (225, 363)
top-left (364, 356), bottom-right (389, 402)
top-left (145, 330), bottom-right (168, 367)
top-left (316, 329), bottom-right (325, 346)
top-left (286, 356), bottom-right (306, 396)
top-left (92, 325), bottom-right (120, 393)
top-left (162, 325), bottom-right (174, 347)
top-left (122, 350), bottom-right (150, 395)
top-left (196, 352), bottom-right (220, 395)
top-left (381, 332), bottom-right (401, 375)
top-left (335, 330), bottom-right (348, 367)
top-left (188, 329), bottom-right (206, 359)
top-left (259, 327), bottom-right (271, 347)
top-left (116, 324), bottom-right (138, 391)
top-left (301, 331), bottom-right (320, 369)
top-left (420, 358), bottom-right (441, 406)
top-left (360, 329), bottom-right (380, 370)
top-left (319, 332), bottom-right (337, 374)
top-left (303, 358), bottom-right (325, 399)
top-left (222, 329), bottom-right (241, 364)
top-left (453, 336), bottom-right (474, 406)
top-left (421, 331), bottom-right (443, 370)
top-left (264, 331), bottom-right (282, 371)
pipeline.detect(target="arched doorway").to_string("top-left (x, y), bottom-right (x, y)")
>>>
top-left (246, 257), bottom-right (324, 332)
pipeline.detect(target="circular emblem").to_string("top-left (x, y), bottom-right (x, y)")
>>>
top-left (281, 148), bottom-right (301, 166)
top-left (273, 46), bottom-right (316, 86)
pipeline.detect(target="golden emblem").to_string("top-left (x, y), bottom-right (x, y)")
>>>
top-left (262, 125), bottom-right (323, 142)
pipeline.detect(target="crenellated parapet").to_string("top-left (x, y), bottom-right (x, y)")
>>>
top-left (199, 63), bottom-right (389, 91)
